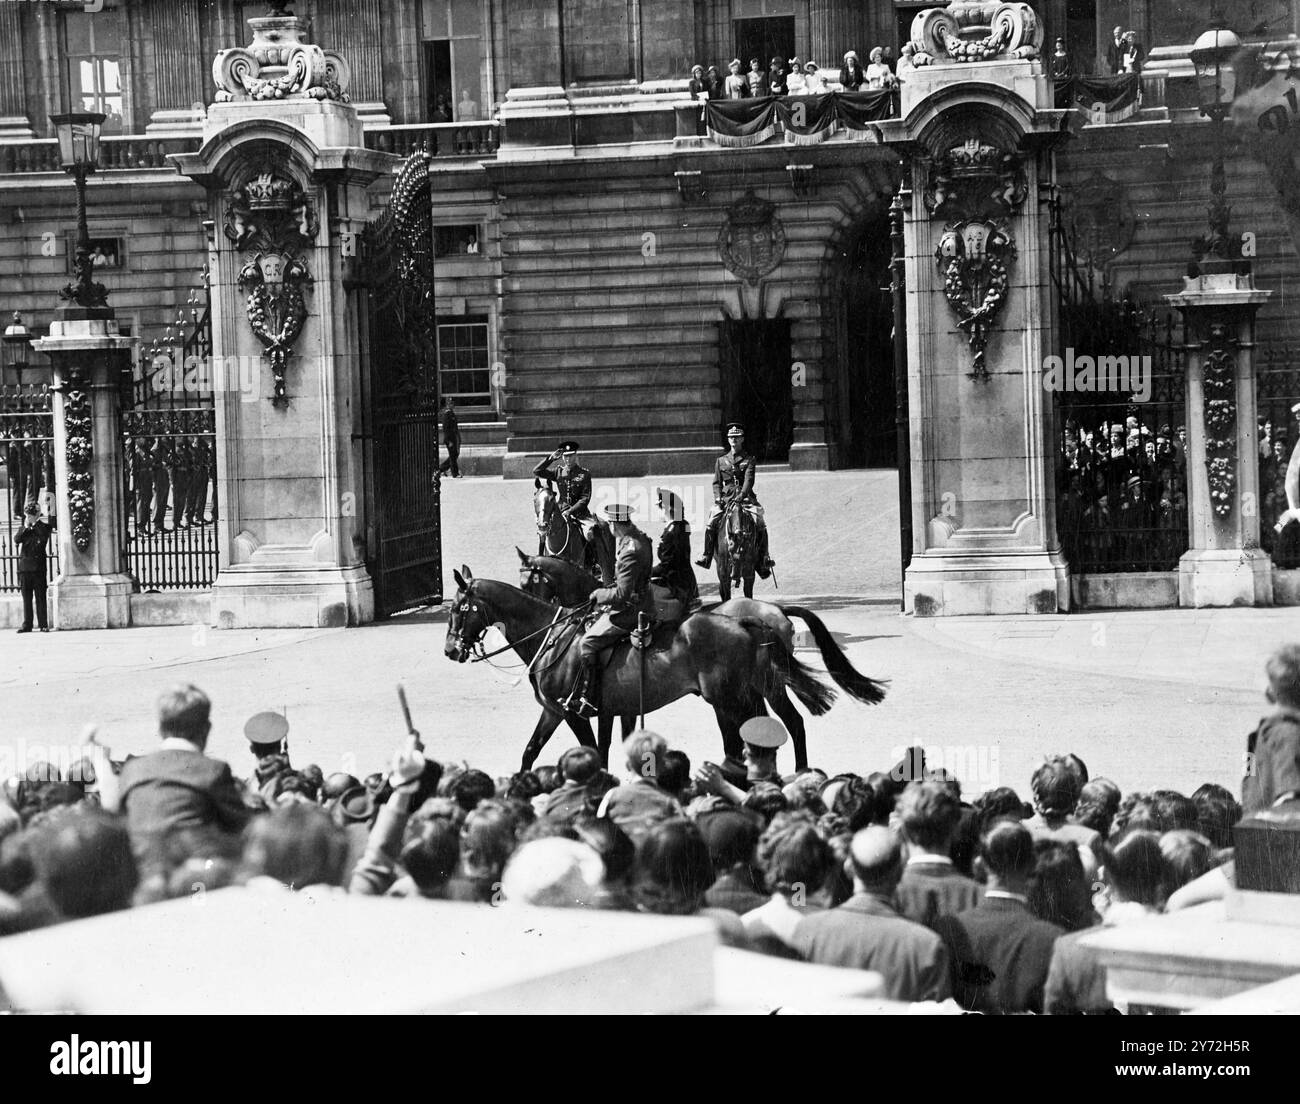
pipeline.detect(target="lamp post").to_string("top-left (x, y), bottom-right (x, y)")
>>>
top-left (49, 110), bottom-right (109, 312)
top-left (2, 312), bottom-right (30, 388)
top-left (1189, 20), bottom-right (1242, 274)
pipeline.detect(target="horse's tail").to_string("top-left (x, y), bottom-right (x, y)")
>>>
top-left (779, 605), bottom-right (889, 705)
top-left (738, 618), bottom-right (836, 717)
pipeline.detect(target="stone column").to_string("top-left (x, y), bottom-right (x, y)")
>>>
top-left (31, 316), bottom-right (135, 629)
top-left (809, 1), bottom-right (869, 66)
top-left (311, 0), bottom-right (391, 126)
top-left (172, 13), bottom-right (392, 628)
top-left (0, 5), bottom-right (34, 139)
top-left (1167, 276), bottom-right (1274, 607)
top-left (145, 0), bottom-right (207, 135)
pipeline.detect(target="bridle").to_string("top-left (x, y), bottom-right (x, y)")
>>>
top-left (534, 487), bottom-right (573, 557)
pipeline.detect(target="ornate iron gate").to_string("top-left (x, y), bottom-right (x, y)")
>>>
top-left (1049, 192), bottom-right (1189, 575)
top-left (361, 148), bottom-right (442, 617)
top-left (0, 385), bottom-right (58, 590)
top-left (121, 270), bottom-right (219, 590)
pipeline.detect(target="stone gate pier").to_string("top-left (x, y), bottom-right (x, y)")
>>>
top-left (172, 11), bottom-right (392, 627)
top-left (879, 3), bottom-right (1078, 616)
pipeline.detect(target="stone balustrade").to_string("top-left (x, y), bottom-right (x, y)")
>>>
top-left (0, 135), bottom-right (201, 175)
top-left (363, 122), bottom-right (500, 159)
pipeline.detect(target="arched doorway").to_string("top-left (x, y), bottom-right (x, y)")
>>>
top-left (834, 209), bottom-right (898, 468)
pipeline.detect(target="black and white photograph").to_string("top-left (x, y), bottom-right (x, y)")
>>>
top-left (1, 0), bottom-right (1300, 1065)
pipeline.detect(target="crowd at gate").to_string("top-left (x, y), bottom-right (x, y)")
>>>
top-left (3, 643), bottom-right (1297, 1013)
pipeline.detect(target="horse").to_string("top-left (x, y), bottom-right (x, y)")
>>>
top-left (445, 566), bottom-right (853, 771)
top-left (532, 479), bottom-right (612, 578)
top-left (717, 499), bottom-right (759, 600)
top-left (514, 549), bottom-right (888, 767)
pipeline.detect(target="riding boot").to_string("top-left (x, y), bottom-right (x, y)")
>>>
top-left (563, 656), bottom-right (601, 718)
top-left (755, 526), bottom-right (775, 579)
top-left (695, 524), bottom-right (716, 569)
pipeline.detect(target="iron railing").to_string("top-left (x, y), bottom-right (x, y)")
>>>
top-left (1257, 343), bottom-right (1300, 569)
top-left (1049, 189), bottom-right (1190, 575)
top-left (122, 407), bottom-right (217, 590)
top-left (0, 386), bottom-right (58, 591)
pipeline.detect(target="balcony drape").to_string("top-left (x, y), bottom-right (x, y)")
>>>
top-left (703, 89), bottom-right (894, 147)
top-left (1053, 74), bottom-right (1141, 124)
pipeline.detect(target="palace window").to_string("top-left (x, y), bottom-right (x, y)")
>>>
top-left (433, 224), bottom-right (483, 258)
top-left (436, 318), bottom-right (493, 409)
top-left (63, 7), bottom-right (124, 134)
top-left (421, 0), bottom-right (485, 122)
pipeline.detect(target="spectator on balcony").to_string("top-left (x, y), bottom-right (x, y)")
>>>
top-left (839, 51), bottom-right (866, 92)
top-left (768, 56), bottom-right (788, 96)
top-left (745, 57), bottom-right (770, 98)
top-left (457, 88), bottom-right (479, 121)
top-left (1121, 31), bottom-right (1144, 76)
top-left (1051, 37), bottom-right (1072, 80)
top-left (688, 64), bottom-right (708, 100)
top-left (724, 59), bottom-right (748, 100)
top-left (704, 65), bottom-right (725, 100)
top-left (865, 47), bottom-right (896, 90)
top-left (786, 58), bottom-right (807, 95)
top-left (1106, 26), bottom-right (1126, 74)
top-left (434, 95), bottom-right (453, 123)
top-left (803, 61), bottom-right (828, 95)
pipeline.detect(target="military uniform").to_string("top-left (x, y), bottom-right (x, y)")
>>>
top-left (698, 424), bottom-right (773, 576)
top-left (652, 488), bottom-right (698, 603)
top-left (563, 504), bottom-right (654, 717)
top-left (534, 440), bottom-right (612, 579)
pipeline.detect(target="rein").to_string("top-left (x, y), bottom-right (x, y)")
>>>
top-left (467, 599), bottom-right (591, 662)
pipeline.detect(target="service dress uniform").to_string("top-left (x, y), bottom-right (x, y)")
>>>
top-left (564, 504), bottom-right (654, 717)
top-left (533, 439), bottom-right (612, 578)
top-left (698, 424), bottom-right (774, 577)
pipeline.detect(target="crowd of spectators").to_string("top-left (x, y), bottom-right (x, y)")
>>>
top-left (687, 46), bottom-right (901, 102)
top-left (1057, 413), bottom-right (1188, 569)
top-left (2, 643), bottom-right (1298, 1012)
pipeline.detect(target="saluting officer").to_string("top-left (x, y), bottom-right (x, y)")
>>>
top-left (563, 503), bottom-right (654, 718)
top-left (697, 423), bottom-right (775, 578)
top-left (533, 439), bottom-right (612, 579)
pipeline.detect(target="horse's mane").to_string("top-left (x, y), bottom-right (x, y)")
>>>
top-left (529, 554), bottom-right (596, 581)
top-left (472, 577), bottom-right (557, 614)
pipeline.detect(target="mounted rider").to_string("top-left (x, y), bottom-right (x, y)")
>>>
top-left (651, 487), bottom-right (699, 607)
top-left (562, 503), bottom-right (655, 718)
top-left (696, 423), bottom-right (775, 578)
top-left (533, 439), bottom-right (612, 580)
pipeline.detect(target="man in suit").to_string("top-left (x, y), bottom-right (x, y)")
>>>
top-left (696, 423), bottom-right (774, 577)
top-left (896, 781), bottom-right (984, 929)
top-left (14, 505), bottom-right (53, 633)
top-left (792, 826), bottom-right (952, 1002)
top-left (438, 396), bottom-right (462, 478)
top-left (110, 684), bottom-right (253, 878)
top-left (1106, 26), bottom-right (1126, 74)
top-left (563, 502), bottom-right (654, 717)
top-left (936, 821), bottom-right (1064, 1013)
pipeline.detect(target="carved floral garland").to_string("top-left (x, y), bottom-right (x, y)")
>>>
top-left (63, 379), bottom-right (94, 550)
top-left (1202, 345), bottom-right (1236, 518)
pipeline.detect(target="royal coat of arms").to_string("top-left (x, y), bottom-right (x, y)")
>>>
top-left (719, 191), bottom-right (786, 284)
top-left (936, 219), bottom-right (1017, 382)
top-left (1063, 172), bottom-right (1137, 270)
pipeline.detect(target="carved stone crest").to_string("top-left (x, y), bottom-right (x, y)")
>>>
top-left (937, 219), bottom-right (1017, 381)
top-left (719, 191), bottom-right (787, 284)
top-left (1063, 172), bottom-right (1137, 269)
top-left (224, 168), bottom-right (316, 407)
top-left (924, 139), bottom-right (1028, 221)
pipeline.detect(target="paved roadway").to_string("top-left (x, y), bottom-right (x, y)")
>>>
top-left (0, 469), bottom-right (1289, 802)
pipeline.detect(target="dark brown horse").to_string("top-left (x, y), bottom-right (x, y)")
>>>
top-left (444, 566), bottom-right (852, 770)
top-left (717, 500), bottom-right (759, 600)
top-left (513, 550), bottom-right (888, 767)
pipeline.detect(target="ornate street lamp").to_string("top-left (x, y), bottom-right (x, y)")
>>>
top-left (49, 110), bottom-right (110, 311)
top-left (2, 312), bottom-right (31, 387)
top-left (1189, 20), bottom-right (1243, 274)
